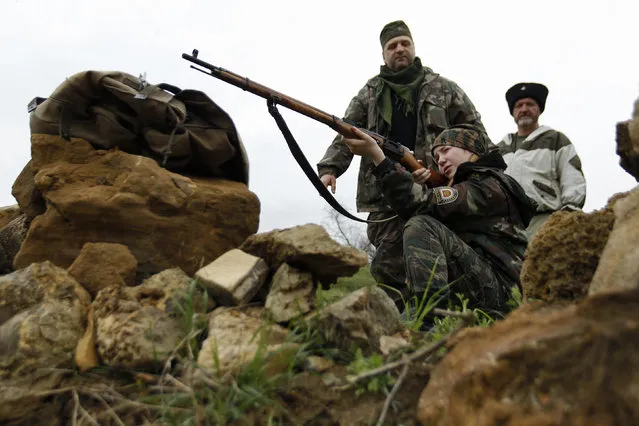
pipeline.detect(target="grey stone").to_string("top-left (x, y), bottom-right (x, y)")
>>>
top-left (195, 249), bottom-right (268, 306)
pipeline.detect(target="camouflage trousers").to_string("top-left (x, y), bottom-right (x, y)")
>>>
top-left (403, 214), bottom-right (508, 313)
top-left (367, 211), bottom-right (407, 302)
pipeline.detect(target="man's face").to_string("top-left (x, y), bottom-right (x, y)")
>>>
top-left (433, 145), bottom-right (474, 178)
top-left (382, 36), bottom-right (416, 71)
top-left (512, 97), bottom-right (541, 128)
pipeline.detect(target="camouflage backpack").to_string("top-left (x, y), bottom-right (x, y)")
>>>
top-left (28, 70), bottom-right (249, 184)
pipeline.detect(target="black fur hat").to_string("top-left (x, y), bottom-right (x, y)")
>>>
top-left (505, 82), bottom-right (549, 115)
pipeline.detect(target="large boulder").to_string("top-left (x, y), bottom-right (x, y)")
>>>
top-left (0, 261), bottom-right (90, 379)
top-left (521, 209), bottom-right (614, 303)
top-left (417, 288), bottom-right (639, 426)
top-left (13, 134), bottom-right (260, 277)
top-left (240, 223), bottom-right (369, 285)
top-left (590, 187), bottom-right (639, 295)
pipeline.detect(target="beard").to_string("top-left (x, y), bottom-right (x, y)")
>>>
top-left (517, 116), bottom-right (536, 127)
top-left (390, 55), bottom-right (410, 71)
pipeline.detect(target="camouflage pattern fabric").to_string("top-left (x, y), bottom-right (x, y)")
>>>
top-left (317, 64), bottom-right (490, 214)
top-left (379, 20), bottom-right (412, 47)
top-left (403, 214), bottom-right (506, 311)
top-left (372, 150), bottom-right (534, 313)
top-left (431, 124), bottom-right (489, 157)
top-left (317, 63), bottom-right (490, 289)
top-left (366, 212), bottom-right (407, 298)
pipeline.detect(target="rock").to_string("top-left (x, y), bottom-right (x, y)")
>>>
top-left (75, 304), bottom-right (99, 372)
top-left (13, 134), bottom-right (260, 277)
top-left (0, 371), bottom-right (64, 425)
top-left (590, 187), bottom-right (639, 295)
top-left (67, 242), bottom-right (138, 297)
top-left (0, 204), bottom-right (22, 229)
top-left (0, 261), bottom-right (90, 379)
top-left (96, 304), bottom-right (183, 370)
top-left (93, 268), bottom-right (204, 369)
top-left (616, 97), bottom-right (639, 181)
top-left (303, 355), bottom-right (334, 373)
top-left (521, 209), bottom-right (614, 303)
top-left (265, 263), bottom-right (315, 323)
top-left (0, 214), bottom-right (28, 273)
top-left (195, 248), bottom-right (268, 306)
top-left (306, 286), bottom-right (404, 354)
top-left (240, 223), bottom-right (368, 285)
top-left (197, 306), bottom-right (298, 376)
top-left (379, 333), bottom-right (411, 356)
top-left (11, 161), bottom-right (45, 222)
top-left (417, 289), bottom-right (639, 426)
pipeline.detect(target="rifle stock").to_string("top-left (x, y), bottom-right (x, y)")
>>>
top-left (181, 49), bottom-right (447, 187)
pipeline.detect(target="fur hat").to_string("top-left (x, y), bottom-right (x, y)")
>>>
top-left (505, 82), bottom-right (549, 115)
top-left (380, 20), bottom-right (412, 48)
top-left (431, 124), bottom-right (488, 157)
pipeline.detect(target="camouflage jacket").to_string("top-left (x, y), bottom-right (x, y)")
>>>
top-left (317, 63), bottom-right (489, 212)
top-left (498, 126), bottom-right (586, 213)
top-left (372, 149), bottom-right (534, 284)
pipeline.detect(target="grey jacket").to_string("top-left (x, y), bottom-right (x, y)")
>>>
top-left (497, 126), bottom-right (586, 212)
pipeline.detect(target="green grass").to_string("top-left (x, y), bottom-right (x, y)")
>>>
top-left (346, 348), bottom-right (396, 397)
top-left (316, 266), bottom-right (377, 309)
top-left (507, 285), bottom-right (523, 310)
top-left (143, 326), bottom-right (301, 425)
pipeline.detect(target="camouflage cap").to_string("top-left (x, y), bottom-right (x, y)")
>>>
top-left (431, 124), bottom-right (488, 157)
top-left (380, 20), bottom-right (412, 48)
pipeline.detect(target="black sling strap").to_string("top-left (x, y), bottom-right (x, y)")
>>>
top-left (266, 100), bottom-right (395, 224)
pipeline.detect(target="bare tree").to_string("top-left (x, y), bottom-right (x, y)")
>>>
top-left (321, 206), bottom-right (376, 261)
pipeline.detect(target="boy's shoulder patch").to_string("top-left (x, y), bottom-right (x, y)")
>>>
top-left (433, 186), bottom-right (458, 205)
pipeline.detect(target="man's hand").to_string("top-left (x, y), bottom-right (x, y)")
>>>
top-left (320, 174), bottom-right (337, 194)
top-left (343, 127), bottom-right (386, 165)
top-left (412, 166), bottom-right (432, 185)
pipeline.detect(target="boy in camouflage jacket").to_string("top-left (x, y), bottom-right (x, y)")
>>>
top-left (343, 124), bottom-right (535, 315)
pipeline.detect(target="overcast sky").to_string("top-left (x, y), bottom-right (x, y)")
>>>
top-left (2, 0), bottom-right (638, 235)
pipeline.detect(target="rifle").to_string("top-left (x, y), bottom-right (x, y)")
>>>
top-left (181, 49), bottom-right (447, 187)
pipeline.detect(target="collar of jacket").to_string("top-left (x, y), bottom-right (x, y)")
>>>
top-left (454, 149), bottom-right (537, 226)
top-left (453, 149), bottom-right (507, 182)
top-left (500, 125), bottom-right (554, 145)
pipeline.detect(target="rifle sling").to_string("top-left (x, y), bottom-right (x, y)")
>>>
top-left (266, 100), bottom-right (395, 225)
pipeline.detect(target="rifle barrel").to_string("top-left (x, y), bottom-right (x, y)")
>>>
top-left (182, 52), bottom-right (345, 132)
top-left (182, 51), bottom-right (447, 186)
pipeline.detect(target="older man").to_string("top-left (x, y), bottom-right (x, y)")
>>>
top-left (497, 83), bottom-right (586, 240)
top-left (317, 20), bottom-right (489, 300)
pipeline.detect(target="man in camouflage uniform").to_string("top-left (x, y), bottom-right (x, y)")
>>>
top-left (498, 82), bottom-right (586, 240)
top-left (317, 20), bottom-right (489, 299)
top-left (342, 124), bottom-right (534, 315)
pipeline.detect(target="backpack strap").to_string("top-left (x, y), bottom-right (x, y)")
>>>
top-left (156, 83), bottom-right (182, 95)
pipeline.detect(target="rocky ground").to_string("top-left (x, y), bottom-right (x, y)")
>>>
top-left (1, 98), bottom-right (639, 425)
